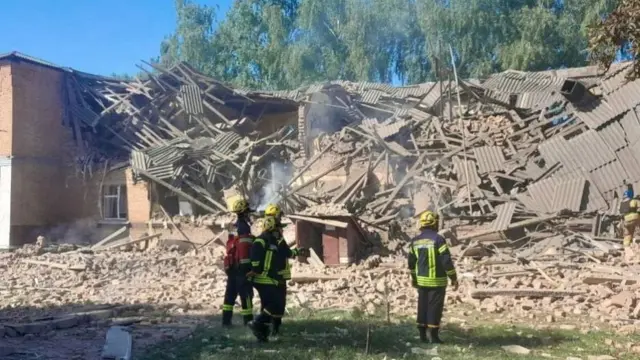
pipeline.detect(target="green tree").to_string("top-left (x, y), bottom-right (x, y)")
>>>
top-left (589, 0), bottom-right (640, 78)
top-left (158, 0), bottom-right (620, 88)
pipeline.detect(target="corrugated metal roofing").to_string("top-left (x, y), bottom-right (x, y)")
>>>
top-left (571, 100), bottom-right (618, 129)
top-left (620, 109), bottom-right (640, 141)
top-left (515, 192), bottom-right (542, 213)
top-left (526, 177), bottom-right (558, 213)
top-left (538, 136), bottom-right (575, 170)
top-left (597, 120), bottom-right (626, 151)
top-left (213, 131), bottom-right (242, 155)
top-left (567, 130), bottom-right (616, 171)
top-left (589, 160), bottom-right (629, 193)
top-left (473, 146), bottom-right (505, 174)
top-left (575, 79), bottom-right (640, 130)
top-left (452, 157), bottom-right (481, 187)
top-left (551, 176), bottom-right (585, 212)
top-left (491, 202), bottom-right (516, 231)
top-left (615, 145), bottom-right (640, 182)
top-left (408, 108), bottom-right (431, 121)
top-left (360, 90), bottom-right (384, 104)
top-left (147, 164), bottom-right (174, 179)
top-left (601, 64), bottom-right (632, 94)
top-left (360, 118), bottom-right (406, 139)
top-left (179, 85), bottom-right (204, 115)
top-left (130, 150), bottom-right (149, 171)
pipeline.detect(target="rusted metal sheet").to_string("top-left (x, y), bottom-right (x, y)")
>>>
top-left (597, 120), bottom-right (626, 151)
top-left (551, 176), bottom-right (585, 212)
top-left (179, 85), bottom-right (203, 115)
top-left (473, 146), bottom-right (506, 174)
top-left (620, 109), bottom-right (640, 142)
top-left (491, 202), bottom-right (516, 231)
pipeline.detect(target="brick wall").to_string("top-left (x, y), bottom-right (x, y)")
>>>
top-left (0, 63), bottom-right (12, 156)
top-left (125, 168), bottom-right (150, 225)
top-left (4, 59), bottom-right (101, 244)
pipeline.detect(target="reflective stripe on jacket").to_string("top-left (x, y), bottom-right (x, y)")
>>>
top-left (408, 229), bottom-right (457, 288)
top-left (625, 199), bottom-right (640, 221)
top-left (250, 234), bottom-right (279, 285)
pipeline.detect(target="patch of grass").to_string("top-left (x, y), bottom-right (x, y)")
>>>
top-left (139, 310), bottom-right (640, 360)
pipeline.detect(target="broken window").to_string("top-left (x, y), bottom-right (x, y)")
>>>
top-left (102, 185), bottom-right (128, 220)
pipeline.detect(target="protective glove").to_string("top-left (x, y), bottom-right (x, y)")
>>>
top-left (296, 247), bottom-right (310, 257)
top-left (246, 271), bottom-right (257, 279)
top-left (451, 278), bottom-right (459, 291)
top-left (410, 274), bottom-right (418, 288)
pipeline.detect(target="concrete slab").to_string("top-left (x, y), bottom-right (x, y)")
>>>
top-left (101, 326), bottom-right (132, 360)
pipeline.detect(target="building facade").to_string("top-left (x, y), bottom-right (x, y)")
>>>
top-left (0, 53), bottom-right (151, 249)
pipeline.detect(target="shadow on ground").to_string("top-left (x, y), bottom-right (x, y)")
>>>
top-left (138, 310), bottom-right (576, 360)
top-left (0, 303), bottom-right (632, 360)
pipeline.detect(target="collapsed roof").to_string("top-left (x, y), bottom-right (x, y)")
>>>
top-left (45, 55), bottom-right (638, 232)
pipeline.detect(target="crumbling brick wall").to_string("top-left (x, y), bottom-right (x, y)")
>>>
top-left (2, 59), bottom-right (101, 245)
top-left (125, 169), bottom-right (151, 225)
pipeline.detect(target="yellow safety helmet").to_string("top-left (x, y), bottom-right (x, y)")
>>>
top-left (261, 216), bottom-right (278, 232)
top-left (264, 203), bottom-right (281, 218)
top-left (228, 196), bottom-right (249, 214)
top-left (418, 210), bottom-right (439, 229)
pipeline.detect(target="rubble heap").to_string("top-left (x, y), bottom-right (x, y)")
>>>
top-left (67, 60), bottom-right (640, 240)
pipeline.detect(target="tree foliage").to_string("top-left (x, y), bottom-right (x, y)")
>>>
top-left (158, 0), bottom-right (622, 89)
top-left (589, 0), bottom-right (640, 78)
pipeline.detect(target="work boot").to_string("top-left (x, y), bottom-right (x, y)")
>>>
top-left (272, 318), bottom-right (281, 336)
top-left (428, 328), bottom-right (443, 344)
top-left (222, 311), bottom-right (233, 327)
top-left (418, 327), bottom-right (427, 342)
top-left (248, 321), bottom-right (269, 342)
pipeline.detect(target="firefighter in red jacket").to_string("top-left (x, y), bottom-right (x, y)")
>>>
top-left (222, 197), bottom-right (255, 327)
top-left (263, 204), bottom-right (309, 336)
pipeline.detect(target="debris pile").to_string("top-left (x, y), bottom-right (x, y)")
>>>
top-left (64, 60), bottom-right (639, 247)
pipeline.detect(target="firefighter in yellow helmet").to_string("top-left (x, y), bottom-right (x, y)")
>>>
top-left (623, 195), bottom-right (640, 247)
top-left (263, 203), bottom-right (309, 336)
top-left (246, 216), bottom-right (284, 342)
top-left (222, 196), bottom-right (254, 327)
top-left (408, 210), bottom-right (458, 344)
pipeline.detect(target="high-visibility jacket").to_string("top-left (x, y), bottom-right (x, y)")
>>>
top-left (275, 231), bottom-right (299, 281)
top-left (249, 232), bottom-right (281, 285)
top-left (624, 199), bottom-right (640, 222)
top-left (408, 229), bottom-right (457, 288)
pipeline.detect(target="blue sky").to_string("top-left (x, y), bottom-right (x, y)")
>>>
top-left (0, 0), bottom-right (230, 76)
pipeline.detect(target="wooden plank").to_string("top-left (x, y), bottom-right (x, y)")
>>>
top-left (92, 226), bottom-right (127, 250)
top-left (288, 215), bottom-right (349, 228)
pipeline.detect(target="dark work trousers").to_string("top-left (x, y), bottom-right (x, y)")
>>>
top-left (416, 286), bottom-right (446, 328)
top-left (253, 283), bottom-right (283, 325)
top-left (222, 271), bottom-right (254, 325)
top-left (272, 283), bottom-right (287, 333)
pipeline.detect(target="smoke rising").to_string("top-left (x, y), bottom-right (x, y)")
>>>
top-left (256, 161), bottom-right (294, 211)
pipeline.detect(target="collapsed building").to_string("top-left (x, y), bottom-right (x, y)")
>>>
top-left (0, 51), bottom-right (638, 265)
